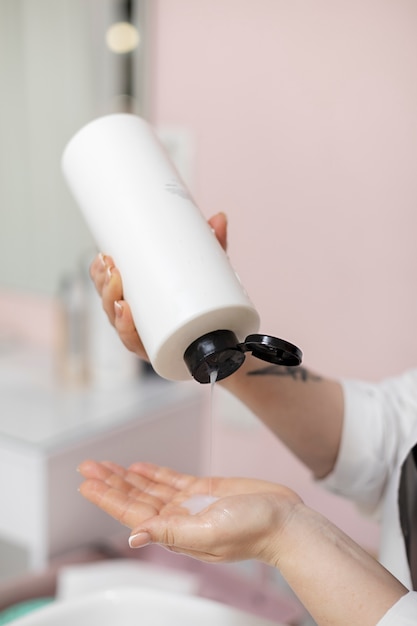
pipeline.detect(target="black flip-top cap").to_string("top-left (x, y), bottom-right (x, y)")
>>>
top-left (240, 334), bottom-right (303, 366)
top-left (184, 330), bottom-right (302, 384)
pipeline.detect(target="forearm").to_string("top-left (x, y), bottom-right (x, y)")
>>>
top-left (265, 503), bottom-right (408, 626)
top-left (220, 356), bottom-right (344, 478)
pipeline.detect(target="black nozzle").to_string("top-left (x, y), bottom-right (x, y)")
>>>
top-left (184, 330), bottom-right (245, 384)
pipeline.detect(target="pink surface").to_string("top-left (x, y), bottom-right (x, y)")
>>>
top-left (150, 0), bottom-right (417, 379)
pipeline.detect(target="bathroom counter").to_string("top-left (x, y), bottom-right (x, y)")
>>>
top-left (0, 365), bottom-right (206, 578)
top-left (0, 373), bottom-right (199, 452)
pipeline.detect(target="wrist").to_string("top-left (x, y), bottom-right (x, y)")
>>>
top-left (252, 493), bottom-right (305, 567)
top-left (270, 504), bottom-right (408, 626)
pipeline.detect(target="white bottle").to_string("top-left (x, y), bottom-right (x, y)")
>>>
top-left (62, 114), bottom-right (301, 383)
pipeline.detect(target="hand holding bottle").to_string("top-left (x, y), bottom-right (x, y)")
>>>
top-left (89, 212), bottom-right (228, 360)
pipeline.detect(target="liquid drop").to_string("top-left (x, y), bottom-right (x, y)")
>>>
top-left (182, 494), bottom-right (219, 515)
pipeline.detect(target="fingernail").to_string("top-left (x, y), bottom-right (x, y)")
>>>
top-left (105, 266), bottom-right (114, 284)
top-left (114, 300), bottom-right (123, 318)
top-left (129, 531), bottom-right (152, 549)
top-left (98, 252), bottom-right (107, 268)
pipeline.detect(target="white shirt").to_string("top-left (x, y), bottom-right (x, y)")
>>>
top-left (378, 592), bottom-right (417, 625)
top-left (322, 369), bottom-right (417, 623)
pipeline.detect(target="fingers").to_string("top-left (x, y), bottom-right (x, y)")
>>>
top-left (78, 461), bottom-right (176, 529)
top-left (113, 300), bottom-right (147, 357)
top-left (79, 460), bottom-right (178, 504)
top-left (127, 461), bottom-right (204, 493)
top-left (89, 254), bottom-right (123, 325)
top-left (89, 252), bottom-right (110, 294)
top-left (103, 267), bottom-right (124, 324)
top-left (79, 478), bottom-right (159, 529)
top-left (89, 253), bottom-right (148, 359)
top-left (78, 460), bottom-right (218, 543)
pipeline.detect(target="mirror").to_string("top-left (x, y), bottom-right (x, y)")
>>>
top-left (0, 0), bottom-right (150, 295)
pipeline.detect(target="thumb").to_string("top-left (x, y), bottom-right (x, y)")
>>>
top-left (128, 515), bottom-right (217, 554)
top-left (128, 530), bottom-right (152, 548)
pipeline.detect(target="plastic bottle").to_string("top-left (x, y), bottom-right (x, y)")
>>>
top-left (62, 114), bottom-right (301, 383)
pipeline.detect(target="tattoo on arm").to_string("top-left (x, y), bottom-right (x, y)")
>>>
top-left (247, 365), bottom-right (322, 382)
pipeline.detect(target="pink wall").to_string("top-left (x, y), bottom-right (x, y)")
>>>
top-left (150, 0), bottom-right (417, 551)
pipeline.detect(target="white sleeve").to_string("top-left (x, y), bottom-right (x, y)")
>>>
top-left (320, 371), bottom-right (417, 515)
top-left (377, 592), bottom-right (417, 625)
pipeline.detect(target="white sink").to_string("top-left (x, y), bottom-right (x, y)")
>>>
top-left (10, 586), bottom-right (284, 625)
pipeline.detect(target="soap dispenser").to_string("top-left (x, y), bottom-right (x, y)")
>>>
top-left (62, 114), bottom-right (302, 383)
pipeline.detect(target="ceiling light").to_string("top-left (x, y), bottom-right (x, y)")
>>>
top-left (106, 22), bottom-right (140, 54)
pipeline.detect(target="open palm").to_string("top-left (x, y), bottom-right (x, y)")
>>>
top-left (78, 460), bottom-right (300, 563)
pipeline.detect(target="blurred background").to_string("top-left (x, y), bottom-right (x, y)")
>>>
top-left (1, 0), bottom-right (417, 621)
top-left (2, 0), bottom-right (417, 375)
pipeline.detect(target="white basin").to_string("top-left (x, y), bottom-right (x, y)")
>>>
top-left (10, 586), bottom-right (284, 625)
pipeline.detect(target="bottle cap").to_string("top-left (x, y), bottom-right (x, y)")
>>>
top-left (184, 330), bottom-right (302, 384)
